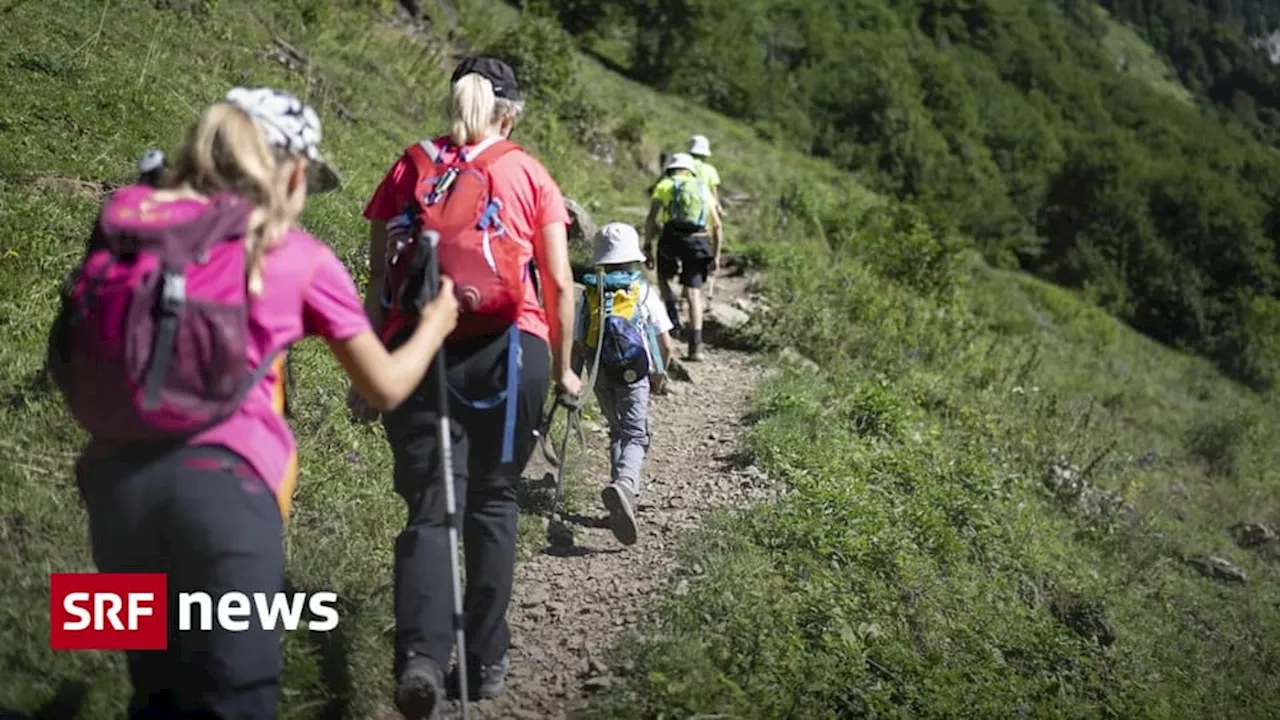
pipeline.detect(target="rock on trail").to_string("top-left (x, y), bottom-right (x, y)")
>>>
top-left (370, 274), bottom-right (770, 720)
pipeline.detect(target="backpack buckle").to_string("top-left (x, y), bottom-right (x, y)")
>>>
top-left (477, 198), bottom-right (503, 231)
top-left (160, 271), bottom-right (186, 313)
top-left (426, 167), bottom-right (460, 205)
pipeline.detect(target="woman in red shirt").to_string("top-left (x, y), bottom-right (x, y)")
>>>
top-left (355, 56), bottom-right (581, 717)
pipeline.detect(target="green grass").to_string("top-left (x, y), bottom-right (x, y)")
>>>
top-left (0, 0), bottom-right (851, 714)
top-left (5, 0), bottom-right (1280, 717)
top-left (0, 0), bottom-right (615, 715)
top-left (590, 231), bottom-right (1280, 716)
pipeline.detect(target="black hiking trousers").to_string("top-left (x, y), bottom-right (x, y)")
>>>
top-left (381, 329), bottom-right (550, 678)
top-left (77, 445), bottom-right (285, 720)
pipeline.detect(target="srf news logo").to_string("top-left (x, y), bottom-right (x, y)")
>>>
top-left (50, 573), bottom-right (339, 650)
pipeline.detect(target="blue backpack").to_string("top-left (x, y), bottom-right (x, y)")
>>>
top-left (581, 270), bottom-right (666, 385)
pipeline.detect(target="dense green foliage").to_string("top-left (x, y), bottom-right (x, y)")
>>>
top-left (1099, 0), bottom-right (1280, 144)
top-left (550, 0), bottom-right (1280, 389)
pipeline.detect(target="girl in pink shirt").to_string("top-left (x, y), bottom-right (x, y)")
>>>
top-left (72, 87), bottom-right (458, 719)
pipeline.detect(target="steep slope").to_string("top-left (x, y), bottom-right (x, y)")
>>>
top-left (0, 1), bottom-right (855, 716)
top-left (546, 0), bottom-right (1280, 392)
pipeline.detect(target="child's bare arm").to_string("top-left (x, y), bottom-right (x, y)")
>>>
top-left (657, 331), bottom-right (675, 369)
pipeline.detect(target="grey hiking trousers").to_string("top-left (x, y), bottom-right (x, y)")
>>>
top-left (594, 375), bottom-right (652, 495)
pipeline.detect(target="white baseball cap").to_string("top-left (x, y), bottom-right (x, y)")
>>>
top-left (591, 222), bottom-right (646, 265)
top-left (688, 134), bottom-right (711, 157)
top-left (224, 86), bottom-right (342, 194)
top-left (665, 152), bottom-right (697, 173)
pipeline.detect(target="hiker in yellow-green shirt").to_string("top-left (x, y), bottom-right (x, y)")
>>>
top-left (644, 153), bottom-right (722, 362)
top-left (687, 134), bottom-right (723, 216)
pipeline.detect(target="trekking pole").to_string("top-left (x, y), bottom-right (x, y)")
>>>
top-left (419, 230), bottom-right (470, 720)
top-left (545, 268), bottom-right (607, 548)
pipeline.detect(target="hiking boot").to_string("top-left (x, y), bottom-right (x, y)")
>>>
top-left (601, 482), bottom-right (639, 546)
top-left (396, 654), bottom-right (446, 720)
top-left (449, 654), bottom-right (510, 700)
top-left (686, 342), bottom-right (704, 362)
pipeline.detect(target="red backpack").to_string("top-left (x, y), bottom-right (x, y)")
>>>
top-left (380, 135), bottom-right (527, 345)
top-left (379, 135), bottom-right (531, 465)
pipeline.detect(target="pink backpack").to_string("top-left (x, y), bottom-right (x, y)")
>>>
top-left (47, 186), bottom-right (279, 443)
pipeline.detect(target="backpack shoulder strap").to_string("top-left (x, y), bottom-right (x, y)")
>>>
top-left (466, 138), bottom-right (522, 172)
top-left (405, 139), bottom-right (444, 176)
top-left (637, 283), bottom-right (665, 376)
top-left (626, 280), bottom-right (645, 320)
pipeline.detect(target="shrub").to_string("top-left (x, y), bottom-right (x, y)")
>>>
top-left (484, 11), bottom-right (604, 141)
top-left (612, 111), bottom-right (647, 148)
top-left (1217, 294), bottom-right (1280, 392)
top-left (485, 13), bottom-right (577, 104)
top-left (1184, 409), bottom-right (1260, 481)
top-left (852, 201), bottom-right (967, 301)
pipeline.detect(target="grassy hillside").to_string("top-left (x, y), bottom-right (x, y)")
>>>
top-left (1096, 0), bottom-right (1280, 144)
top-left (0, 0), bottom-right (852, 715)
top-left (1093, 5), bottom-right (1194, 105)
top-left (4, 0), bottom-right (1280, 718)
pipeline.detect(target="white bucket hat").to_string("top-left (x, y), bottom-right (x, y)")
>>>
top-left (224, 86), bottom-right (343, 194)
top-left (665, 152), bottom-right (697, 173)
top-left (688, 134), bottom-right (711, 157)
top-left (591, 222), bottom-right (646, 265)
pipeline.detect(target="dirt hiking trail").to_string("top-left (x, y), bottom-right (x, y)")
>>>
top-left (373, 270), bottom-right (772, 719)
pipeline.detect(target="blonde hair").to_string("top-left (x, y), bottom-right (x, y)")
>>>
top-left (447, 73), bottom-right (525, 146)
top-left (164, 102), bottom-right (296, 295)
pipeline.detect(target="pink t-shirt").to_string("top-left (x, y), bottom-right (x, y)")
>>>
top-left (363, 136), bottom-right (572, 343)
top-left (192, 226), bottom-right (371, 512)
top-left (84, 191), bottom-right (372, 517)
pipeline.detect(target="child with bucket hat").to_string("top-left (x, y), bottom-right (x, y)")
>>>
top-left (573, 222), bottom-right (676, 545)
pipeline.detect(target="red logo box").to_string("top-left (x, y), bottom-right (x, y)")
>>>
top-left (50, 573), bottom-right (168, 650)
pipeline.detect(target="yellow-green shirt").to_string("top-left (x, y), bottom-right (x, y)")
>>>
top-left (651, 173), bottom-right (715, 225)
top-left (693, 159), bottom-right (720, 191)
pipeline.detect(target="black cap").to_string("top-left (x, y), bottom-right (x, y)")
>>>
top-left (451, 56), bottom-right (521, 101)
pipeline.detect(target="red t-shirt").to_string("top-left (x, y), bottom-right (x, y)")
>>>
top-left (363, 136), bottom-right (572, 343)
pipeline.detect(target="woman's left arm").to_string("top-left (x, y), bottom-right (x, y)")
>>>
top-left (533, 220), bottom-right (580, 396)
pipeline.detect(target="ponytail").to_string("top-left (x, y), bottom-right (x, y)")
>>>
top-left (449, 73), bottom-right (496, 146)
top-left (166, 103), bottom-right (293, 295)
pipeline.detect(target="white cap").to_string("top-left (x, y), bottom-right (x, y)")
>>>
top-left (591, 222), bottom-right (646, 265)
top-left (665, 152), bottom-right (697, 173)
top-left (688, 134), bottom-right (711, 157)
top-left (224, 86), bottom-right (342, 193)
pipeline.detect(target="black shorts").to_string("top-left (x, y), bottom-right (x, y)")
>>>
top-left (657, 228), bottom-right (713, 289)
